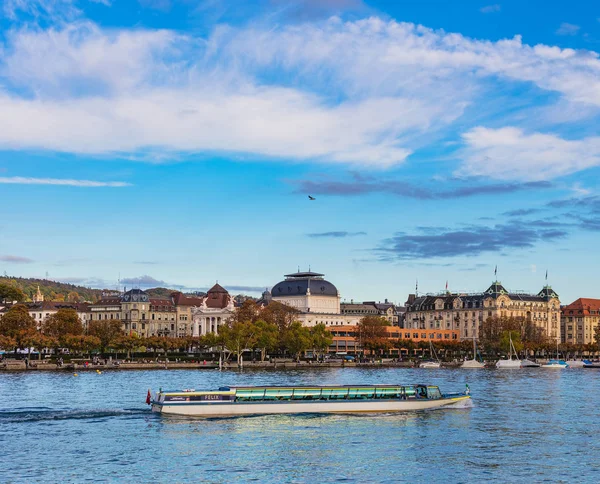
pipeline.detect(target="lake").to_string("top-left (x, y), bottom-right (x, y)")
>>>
top-left (1, 367), bottom-right (599, 483)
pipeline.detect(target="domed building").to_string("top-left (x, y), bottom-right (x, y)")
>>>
top-left (272, 271), bottom-right (340, 314)
top-left (271, 270), bottom-right (357, 327)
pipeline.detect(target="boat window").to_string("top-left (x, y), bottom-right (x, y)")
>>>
top-left (427, 387), bottom-right (442, 400)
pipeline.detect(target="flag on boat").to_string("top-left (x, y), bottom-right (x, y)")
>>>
top-left (146, 389), bottom-right (152, 405)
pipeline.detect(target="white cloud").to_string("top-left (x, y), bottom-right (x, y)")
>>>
top-left (480, 4), bottom-right (501, 14)
top-left (0, 17), bottom-right (599, 171)
top-left (556, 23), bottom-right (580, 36)
top-left (459, 127), bottom-right (600, 181)
top-left (0, 176), bottom-right (132, 187)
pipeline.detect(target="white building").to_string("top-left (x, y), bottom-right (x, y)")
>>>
top-left (271, 271), bottom-right (359, 327)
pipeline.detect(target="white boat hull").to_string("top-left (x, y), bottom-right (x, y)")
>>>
top-left (496, 359), bottom-right (522, 369)
top-left (420, 362), bottom-right (441, 368)
top-left (151, 396), bottom-right (470, 417)
top-left (520, 359), bottom-right (540, 368)
top-left (541, 364), bottom-right (568, 369)
top-left (461, 359), bottom-right (485, 369)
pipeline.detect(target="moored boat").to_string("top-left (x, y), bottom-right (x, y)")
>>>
top-left (149, 384), bottom-right (471, 417)
top-left (541, 359), bottom-right (568, 369)
top-left (496, 335), bottom-right (521, 369)
top-left (420, 341), bottom-right (441, 368)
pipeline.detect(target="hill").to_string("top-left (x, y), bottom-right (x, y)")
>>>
top-left (0, 276), bottom-right (105, 303)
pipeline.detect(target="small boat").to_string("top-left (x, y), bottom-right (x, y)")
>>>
top-left (461, 337), bottom-right (485, 369)
top-left (420, 341), bottom-right (441, 368)
top-left (496, 335), bottom-right (521, 369)
top-left (520, 358), bottom-right (540, 368)
top-left (541, 340), bottom-right (568, 369)
top-left (149, 384), bottom-right (471, 417)
top-left (541, 359), bottom-right (568, 369)
top-left (565, 360), bottom-right (591, 368)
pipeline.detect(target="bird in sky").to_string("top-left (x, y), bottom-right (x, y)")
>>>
top-left (308, 195), bottom-right (316, 200)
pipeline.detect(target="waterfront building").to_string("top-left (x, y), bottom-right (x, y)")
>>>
top-left (1, 301), bottom-right (91, 330)
top-left (341, 299), bottom-right (401, 325)
top-left (328, 326), bottom-right (459, 356)
top-left (189, 283), bottom-right (235, 336)
top-left (561, 298), bottom-right (600, 345)
top-left (404, 281), bottom-right (560, 341)
top-left (271, 270), bottom-right (359, 327)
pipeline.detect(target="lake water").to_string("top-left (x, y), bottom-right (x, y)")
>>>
top-left (1, 367), bottom-right (599, 483)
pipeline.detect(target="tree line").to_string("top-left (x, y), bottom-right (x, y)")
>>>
top-left (0, 301), bottom-right (333, 361)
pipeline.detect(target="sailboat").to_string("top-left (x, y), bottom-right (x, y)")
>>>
top-left (541, 339), bottom-right (568, 369)
top-left (496, 334), bottom-right (521, 369)
top-left (420, 341), bottom-right (441, 368)
top-left (461, 337), bottom-right (485, 369)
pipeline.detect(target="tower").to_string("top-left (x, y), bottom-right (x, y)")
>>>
top-left (33, 285), bottom-right (44, 303)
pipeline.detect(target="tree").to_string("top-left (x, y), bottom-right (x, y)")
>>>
top-left (43, 309), bottom-right (83, 338)
top-left (53, 294), bottom-right (65, 302)
top-left (281, 321), bottom-right (312, 361)
top-left (594, 324), bottom-right (600, 351)
top-left (0, 304), bottom-right (36, 339)
top-left (62, 335), bottom-right (101, 356)
top-left (396, 339), bottom-right (416, 357)
top-left (0, 283), bottom-right (25, 303)
top-left (253, 320), bottom-right (279, 361)
top-left (220, 321), bottom-right (257, 364)
top-left (112, 335), bottom-right (141, 359)
top-left (0, 335), bottom-right (16, 351)
top-left (87, 320), bottom-right (123, 353)
top-left (66, 291), bottom-right (81, 303)
top-left (20, 330), bottom-right (57, 360)
top-left (261, 301), bottom-right (300, 332)
top-left (310, 323), bottom-right (333, 360)
top-left (357, 316), bottom-right (391, 356)
top-left (499, 330), bottom-right (523, 355)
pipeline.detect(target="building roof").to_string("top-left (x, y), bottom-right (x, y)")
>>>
top-left (170, 292), bottom-right (205, 307)
top-left (562, 298), bottom-right (600, 315)
top-left (207, 283), bottom-right (228, 294)
top-left (284, 271), bottom-right (325, 278)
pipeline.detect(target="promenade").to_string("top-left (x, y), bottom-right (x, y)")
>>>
top-left (0, 359), bottom-right (428, 371)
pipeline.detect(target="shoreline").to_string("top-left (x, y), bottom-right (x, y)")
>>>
top-left (0, 360), bottom-right (442, 372)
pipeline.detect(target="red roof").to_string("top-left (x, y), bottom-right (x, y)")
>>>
top-left (562, 298), bottom-right (600, 315)
top-left (170, 292), bottom-right (205, 306)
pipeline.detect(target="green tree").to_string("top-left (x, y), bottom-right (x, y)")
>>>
top-left (87, 320), bottom-right (123, 353)
top-left (253, 320), bottom-right (279, 361)
top-left (0, 283), bottom-right (26, 303)
top-left (220, 321), bottom-right (257, 365)
top-left (310, 323), bottom-right (333, 360)
top-left (499, 330), bottom-right (523, 355)
top-left (282, 321), bottom-right (312, 361)
top-left (43, 309), bottom-right (84, 338)
top-left (112, 335), bottom-right (141, 359)
top-left (357, 316), bottom-right (391, 356)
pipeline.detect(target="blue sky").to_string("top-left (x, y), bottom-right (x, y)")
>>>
top-left (0, 0), bottom-right (599, 304)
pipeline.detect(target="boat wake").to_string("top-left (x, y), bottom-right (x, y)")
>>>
top-left (0, 408), bottom-right (148, 424)
top-left (444, 398), bottom-right (474, 409)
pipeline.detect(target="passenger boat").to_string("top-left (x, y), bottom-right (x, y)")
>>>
top-left (148, 384), bottom-right (471, 417)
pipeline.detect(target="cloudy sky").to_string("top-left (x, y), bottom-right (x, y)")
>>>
top-left (0, 0), bottom-right (599, 303)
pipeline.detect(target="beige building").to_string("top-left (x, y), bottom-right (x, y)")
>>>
top-left (405, 281), bottom-right (561, 341)
top-left (561, 298), bottom-right (600, 345)
top-left (341, 300), bottom-right (399, 325)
